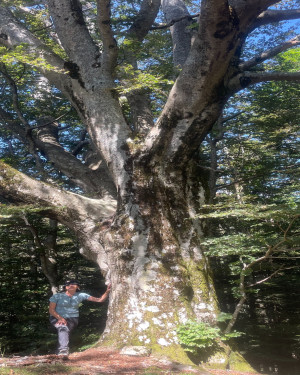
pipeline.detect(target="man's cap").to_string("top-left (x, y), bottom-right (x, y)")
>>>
top-left (64, 279), bottom-right (80, 287)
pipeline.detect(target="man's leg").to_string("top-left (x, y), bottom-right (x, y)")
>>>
top-left (50, 317), bottom-right (78, 355)
top-left (57, 318), bottom-right (79, 355)
top-left (56, 323), bottom-right (70, 355)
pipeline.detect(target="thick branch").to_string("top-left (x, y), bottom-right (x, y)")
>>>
top-left (254, 9), bottom-right (300, 29)
top-left (0, 161), bottom-right (116, 226)
top-left (239, 35), bottom-right (300, 71)
top-left (43, 2), bottom-right (131, 189)
top-left (47, 0), bottom-right (104, 89)
top-left (0, 161), bottom-right (115, 269)
top-left (35, 117), bottom-right (117, 198)
top-left (229, 71), bottom-right (300, 92)
top-left (143, 0), bottom-right (245, 163)
top-left (97, 0), bottom-right (118, 74)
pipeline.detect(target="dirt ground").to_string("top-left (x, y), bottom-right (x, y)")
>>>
top-left (0, 347), bottom-right (261, 375)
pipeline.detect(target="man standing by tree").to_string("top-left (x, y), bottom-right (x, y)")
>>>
top-left (49, 280), bottom-right (111, 357)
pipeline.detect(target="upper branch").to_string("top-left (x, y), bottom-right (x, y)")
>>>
top-left (228, 71), bottom-right (300, 93)
top-left (127, 0), bottom-right (161, 41)
top-left (161, 0), bottom-right (194, 67)
top-left (254, 8), bottom-right (300, 29)
top-left (97, 0), bottom-right (118, 74)
top-left (239, 35), bottom-right (300, 71)
top-left (0, 5), bottom-right (71, 93)
top-left (47, 0), bottom-right (103, 88)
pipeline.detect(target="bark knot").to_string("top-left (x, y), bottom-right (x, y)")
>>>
top-left (64, 61), bottom-right (85, 88)
top-left (214, 6), bottom-right (239, 39)
top-left (70, 0), bottom-right (85, 25)
top-left (239, 76), bottom-right (252, 88)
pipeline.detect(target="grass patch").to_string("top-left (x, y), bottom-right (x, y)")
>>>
top-left (136, 367), bottom-right (196, 375)
top-left (0, 364), bottom-right (78, 375)
top-left (136, 368), bottom-right (165, 375)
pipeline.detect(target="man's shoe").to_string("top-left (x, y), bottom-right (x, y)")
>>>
top-left (57, 350), bottom-right (69, 359)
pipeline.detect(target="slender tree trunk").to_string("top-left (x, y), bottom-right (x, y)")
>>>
top-left (22, 215), bottom-right (59, 294)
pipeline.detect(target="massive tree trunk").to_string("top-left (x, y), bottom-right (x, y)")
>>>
top-left (0, 157), bottom-right (221, 365)
top-left (0, 154), bottom-right (247, 369)
top-left (101, 161), bottom-right (216, 356)
top-left (1, 0), bottom-right (300, 369)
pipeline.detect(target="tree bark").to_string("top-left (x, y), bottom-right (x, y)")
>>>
top-left (97, 159), bottom-right (220, 362)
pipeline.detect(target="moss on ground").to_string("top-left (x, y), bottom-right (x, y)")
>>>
top-left (228, 351), bottom-right (257, 372)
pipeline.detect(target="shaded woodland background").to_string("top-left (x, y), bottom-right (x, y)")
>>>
top-left (0, 221), bottom-right (108, 355)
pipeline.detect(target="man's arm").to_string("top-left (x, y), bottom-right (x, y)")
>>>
top-left (49, 302), bottom-right (67, 324)
top-left (87, 284), bottom-right (111, 303)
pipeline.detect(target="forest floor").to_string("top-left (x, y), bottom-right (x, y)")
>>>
top-left (0, 347), bottom-right (262, 375)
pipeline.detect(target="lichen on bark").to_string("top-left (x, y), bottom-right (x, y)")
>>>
top-left (94, 162), bottom-right (221, 366)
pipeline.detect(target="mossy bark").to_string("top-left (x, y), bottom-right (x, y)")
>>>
top-left (94, 163), bottom-right (208, 363)
top-left (90, 162), bottom-right (251, 371)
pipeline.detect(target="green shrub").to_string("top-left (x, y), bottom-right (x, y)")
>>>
top-left (177, 321), bottom-right (221, 353)
top-left (177, 320), bottom-right (243, 354)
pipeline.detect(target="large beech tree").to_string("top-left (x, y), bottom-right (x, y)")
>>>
top-left (0, 0), bottom-right (300, 365)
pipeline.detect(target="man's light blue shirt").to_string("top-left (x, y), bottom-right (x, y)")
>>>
top-left (49, 292), bottom-right (91, 318)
